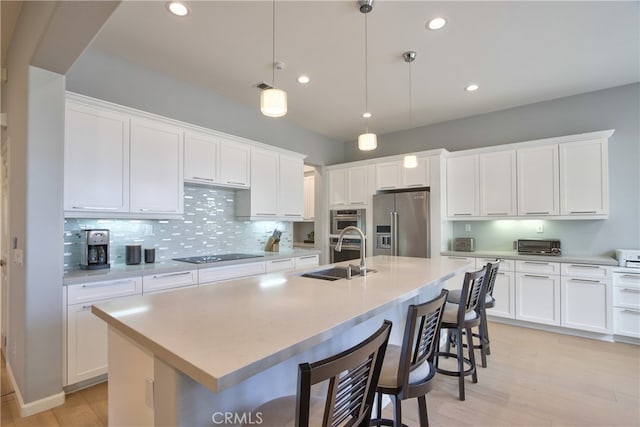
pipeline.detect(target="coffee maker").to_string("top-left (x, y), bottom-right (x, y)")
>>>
top-left (80, 229), bottom-right (110, 270)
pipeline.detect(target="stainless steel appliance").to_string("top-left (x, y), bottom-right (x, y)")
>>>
top-left (79, 229), bottom-right (110, 270)
top-left (173, 253), bottom-right (264, 264)
top-left (372, 190), bottom-right (430, 257)
top-left (453, 237), bottom-right (475, 252)
top-left (615, 249), bottom-right (640, 268)
top-left (516, 239), bottom-right (561, 255)
top-left (330, 209), bottom-right (366, 235)
top-left (330, 236), bottom-right (363, 263)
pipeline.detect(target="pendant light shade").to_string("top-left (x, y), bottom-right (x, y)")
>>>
top-left (403, 154), bottom-right (418, 168)
top-left (358, 133), bottom-right (377, 151)
top-left (261, 88), bottom-right (287, 117)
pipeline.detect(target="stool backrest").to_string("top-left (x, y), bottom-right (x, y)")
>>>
top-left (456, 267), bottom-right (487, 324)
top-left (296, 320), bottom-right (392, 427)
top-left (481, 260), bottom-right (501, 308)
top-left (398, 289), bottom-right (449, 397)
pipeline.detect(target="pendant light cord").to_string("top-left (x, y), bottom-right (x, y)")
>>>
top-left (409, 57), bottom-right (412, 128)
top-left (364, 13), bottom-right (369, 133)
top-left (272, 0), bottom-right (276, 87)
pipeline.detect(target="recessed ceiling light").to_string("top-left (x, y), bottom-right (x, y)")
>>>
top-left (167, 1), bottom-right (189, 17)
top-left (362, 112), bottom-right (372, 119)
top-left (465, 83), bottom-right (480, 92)
top-left (297, 75), bottom-right (310, 84)
top-left (426, 17), bottom-right (447, 30)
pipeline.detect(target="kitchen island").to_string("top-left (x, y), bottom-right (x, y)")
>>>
top-left (92, 255), bottom-right (471, 426)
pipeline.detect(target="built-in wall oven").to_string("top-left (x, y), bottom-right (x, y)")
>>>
top-left (330, 209), bottom-right (366, 235)
top-left (329, 236), bottom-right (363, 263)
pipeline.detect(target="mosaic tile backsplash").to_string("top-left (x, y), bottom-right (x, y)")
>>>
top-left (64, 186), bottom-right (293, 270)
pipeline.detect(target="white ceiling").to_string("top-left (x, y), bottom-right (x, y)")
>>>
top-left (90, 1), bottom-right (639, 143)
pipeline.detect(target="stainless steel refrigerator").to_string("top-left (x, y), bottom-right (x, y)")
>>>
top-left (372, 190), bottom-right (430, 257)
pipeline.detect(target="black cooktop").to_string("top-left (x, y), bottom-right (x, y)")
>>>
top-left (173, 253), bottom-right (264, 264)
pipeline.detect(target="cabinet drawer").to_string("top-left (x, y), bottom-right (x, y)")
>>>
top-left (295, 254), bottom-right (319, 269)
top-left (266, 258), bottom-right (294, 272)
top-left (198, 262), bottom-right (265, 285)
top-left (142, 270), bottom-right (197, 294)
top-left (561, 263), bottom-right (611, 280)
top-left (516, 260), bottom-right (560, 275)
top-left (613, 307), bottom-right (640, 338)
top-left (614, 272), bottom-right (640, 290)
top-left (67, 277), bottom-right (142, 305)
top-left (614, 285), bottom-right (640, 309)
top-left (475, 258), bottom-right (514, 272)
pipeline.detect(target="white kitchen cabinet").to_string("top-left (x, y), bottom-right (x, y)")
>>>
top-left (443, 256), bottom-right (476, 291)
top-left (265, 258), bottom-right (295, 272)
top-left (476, 258), bottom-right (516, 319)
top-left (219, 140), bottom-right (250, 188)
top-left (184, 131), bottom-right (219, 185)
top-left (329, 166), bottom-right (369, 207)
top-left (66, 277), bottom-right (142, 386)
top-left (198, 262), bottom-right (266, 286)
top-left (303, 175), bottom-right (315, 221)
top-left (130, 117), bottom-right (184, 215)
top-left (294, 254), bottom-right (320, 269)
top-left (517, 145), bottom-right (559, 216)
top-left (376, 162), bottom-right (402, 190)
top-left (142, 270), bottom-right (197, 294)
top-left (403, 157), bottom-right (430, 188)
top-left (278, 155), bottom-right (304, 219)
top-left (559, 139), bottom-right (609, 216)
top-left (613, 271), bottom-right (640, 338)
top-left (64, 100), bottom-right (130, 214)
top-left (561, 277), bottom-right (611, 333)
top-left (479, 150), bottom-right (517, 217)
top-left (446, 155), bottom-right (479, 217)
top-left (515, 261), bottom-right (561, 326)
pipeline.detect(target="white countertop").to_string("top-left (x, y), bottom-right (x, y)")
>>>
top-left (441, 250), bottom-right (619, 266)
top-left (63, 248), bottom-right (321, 285)
top-left (91, 255), bottom-right (471, 393)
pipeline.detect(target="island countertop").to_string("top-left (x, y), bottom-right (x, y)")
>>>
top-left (92, 255), bottom-right (470, 394)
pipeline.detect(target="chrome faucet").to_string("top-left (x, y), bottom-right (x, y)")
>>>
top-left (335, 225), bottom-right (367, 276)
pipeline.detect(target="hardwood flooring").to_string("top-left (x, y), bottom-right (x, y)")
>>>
top-left (1, 322), bottom-right (639, 426)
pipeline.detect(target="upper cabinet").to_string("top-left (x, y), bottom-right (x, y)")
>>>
top-left (219, 141), bottom-right (250, 189)
top-left (479, 150), bottom-right (517, 217)
top-left (517, 145), bottom-right (559, 216)
top-left (403, 157), bottom-right (430, 188)
top-left (303, 174), bottom-right (315, 221)
top-left (64, 101), bottom-right (130, 214)
top-left (236, 149), bottom-right (304, 220)
top-left (559, 138), bottom-right (609, 216)
top-left (375, 157), bottom-right (430, 191)
top-left (329, 166), bottom-right (369, 207)
top-left (184, 131), bottom-right (219, 185)
top-left (446, 155), bottom-right (479, 217)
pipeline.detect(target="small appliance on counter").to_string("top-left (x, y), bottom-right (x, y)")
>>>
top-left (453, 237), bottom-right (475, 252)
top-left (516, 238), bottom-right (561, 255)
top-left (126, 245), bottom-right (142, 265)
top-left (79, 229), bottom-right (110, 270)
top-left (615, 249), bottom-right (640, 268)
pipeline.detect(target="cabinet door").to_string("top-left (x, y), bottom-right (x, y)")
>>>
top-left (265, 258), bottom-right (295, 272)
top-left (130, 118), bottom-right (184, 214)
top-left (219, 141), bottom-right (250, 188)
top-left (559, 139), bottom-right (608, 216)
top-left (561, 277), bottom-right (611, 333)
top-left (443, 256), bottom-right (476, 291)
top-left (446, 155), bottom-right (479, 217)
top-left (250, 149), bottom-right (279, 217)
top-left (329, 170), bottom-right (348, 206)
top-left (67, 303), bottom-right (108, 385)
top-left (479, 150), bottom-right (517, 217)
top-left (517, 145), bottom-right (559, 216)
top-left (184, 131), bottom-right (218, 184)
top-left (613, 308), bottom-right (640, 338)
top-left (303, 175), bottom-right (315, 220)
top-left (488, 271), bottom-right (516, 319)
top-left (295, 254), bottom-right (319, 269)
top-left (278, 155), bottom-right (304, 219)
top-left (64, 101), bottom-right (130, 213)
top-left (348, 167), bottom-right (369, 205)
top-left (403, 157), bottom-right (430, 188)
top-left (142, 270), bottom-right (197, 294)
top-left (515, 273), bottom-right (561, 325)
top-left (376, 162), bottom-right (402, 190)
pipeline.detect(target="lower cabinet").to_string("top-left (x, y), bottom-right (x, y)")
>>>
top-left (560, 263), bottom-right (612, 333)
top-left (515, 267), bottom-right (561, 326)
top-left (443, 256), bottom-right (476, 290)
top-left (476, 258), bottom-right (515, 319)
top-left (613, 271), bottom-right (640, 338)
top-left (266, 258), bottom-right (295, 272)
top-left (294, 254), bottom-right (320, 269)
top-left (198, 261), bottom-right (266, 286)
top-left (142, 270), bottom-right (197, 294)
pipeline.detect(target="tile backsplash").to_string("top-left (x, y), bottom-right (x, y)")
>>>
top-left (64, 186), bottom-right (292, 270)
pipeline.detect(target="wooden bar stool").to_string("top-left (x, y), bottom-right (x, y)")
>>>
top-left (246, 320), bottom-right (392, 427)
top-left (446, 260), bottom-right (500, 367)
top-left (435, 267), bottom-right (486, 401)
top-left (371, 289), bottom-right (449, 427)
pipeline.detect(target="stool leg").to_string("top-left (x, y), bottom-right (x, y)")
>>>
top-left (445, 329), bottom-right (452, 354)
top-left (456, 327), bottom-right (465, 401)
top-left (392, 395), bottom-right (402, 427)
top-left (479, 310), bottom-right (488, 367)
top-left (466, 326), bottom-right (478, 384)
top-left (376, 390), bottom-right (383, 422)
top-left (482, 308), bottom-right (491, 356)
top-left (417, 395), bottom-right (429, 427)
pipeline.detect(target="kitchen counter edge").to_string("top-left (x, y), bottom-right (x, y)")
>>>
top-left (441, 250), bottom-right (619, 266)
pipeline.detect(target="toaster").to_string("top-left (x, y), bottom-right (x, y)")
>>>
top-left (453, 237), bottom-right (475, 252)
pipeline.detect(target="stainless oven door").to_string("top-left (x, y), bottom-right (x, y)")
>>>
top-left (332, 217), bottom-right (360, 234)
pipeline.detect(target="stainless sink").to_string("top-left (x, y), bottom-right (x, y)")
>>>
top-left (299, 267), bottom-right (376, 281)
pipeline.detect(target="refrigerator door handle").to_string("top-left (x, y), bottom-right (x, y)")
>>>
top-left (391, 211), bottom-right (399, 256)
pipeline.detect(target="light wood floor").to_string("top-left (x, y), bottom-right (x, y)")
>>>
top-left (1, 322), bottom-right (639, 426)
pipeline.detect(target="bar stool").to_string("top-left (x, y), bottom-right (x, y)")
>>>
top-left (246, 320), bottom-right (392, 427)
top-left (435, 267), bottom-right (486, 401)
top-left (446, 260), bottom-right (500, 367)
top-left (371, 289), bottom-right (449, 427)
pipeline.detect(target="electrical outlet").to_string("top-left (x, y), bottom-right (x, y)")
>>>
top-left (536, 223), bottom-right (544, 233)
top-left (465, 224), bottom-right (471, 232)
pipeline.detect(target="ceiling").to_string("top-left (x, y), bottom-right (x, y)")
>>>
top-left (87, 1), bottom-right (638, 142)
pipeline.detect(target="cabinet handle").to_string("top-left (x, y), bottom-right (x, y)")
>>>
top-left (622, 288), bottom-right (640, 293)
top-left (226, 181), bottom-right (246, 186)
top-left (569, 278), bottom-right (601, 284)
top-left (271, 259), bottom-right (291, 264)
top-left (406, 184), bottom-right (424, 187)
top-left (81, 305), bottom-right (93, 310)
top-left (379, 186), bottom-right (395, 190)
top-left (82, 279), bottom-right (134, 288)
top-left (72, 206), bottom-right (119, 211)
top-left (152, 271), bottom-right (192, 279)
top-left (487, 212), bottom-right (509, 216)
top-left (622, 309), bottom-right (640, 315)
top-left (570, 211), bottom-right (597, 214)
top-left (523, 261), bottom-right (550, 266)
top-left (523, 274), bottom-right (550, 279)
top-left (448, 257), bottom-right (469, 260)
top-left (453, 213), bottom-right (472, 216)
top-left (351, 201), bottom-right (366, 205)
top-left (298, 255), bottom-right (317, 260)
top-left (284, 214), bottom-right (301, 217)
top-left (621, 275), bottom-right (640, 280)
top-left (569, 264), bottom-right (601, 269)
top-left (256, 213), bottom-right (277, 216)
top-left (191, 177), bottom-right (215, 182)
top-left (525, 211), bottom-right (550, 215)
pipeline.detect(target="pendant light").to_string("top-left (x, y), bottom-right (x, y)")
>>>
top-left (261, 0), bottom-right (287, 117)
top-left (403, 50), bottom-right (417, 168)
top-left (358, 0), bottom-right (377, 151)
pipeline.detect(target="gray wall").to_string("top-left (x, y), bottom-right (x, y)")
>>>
top-left (344, 84), bottom-right (640, 256)
top-left (66, 48), bottom-right (344, 167)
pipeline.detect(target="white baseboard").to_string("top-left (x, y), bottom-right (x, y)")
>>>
top-left (5, 361), bottom-right (66, 417)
